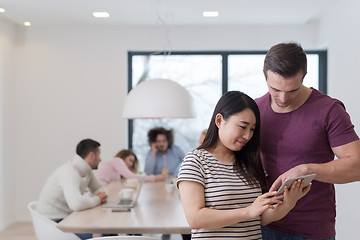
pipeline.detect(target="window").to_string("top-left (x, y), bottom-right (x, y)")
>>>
top-left (128, 51), bottom-right (327, 170)
top-left (227, 53), bottom-right (321, 98)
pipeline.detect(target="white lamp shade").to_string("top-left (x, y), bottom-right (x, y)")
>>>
top-left (122, 78), bottom-right (196, 119)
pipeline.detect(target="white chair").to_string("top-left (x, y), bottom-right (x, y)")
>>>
top-left (28, 201), bottom-right (80, 240)
top-left (89, 237), bottom-right (160, 240)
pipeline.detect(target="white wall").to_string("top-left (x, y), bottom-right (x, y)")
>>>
top-left (0, 3), bottom-right (359, 238)
top-left (0, 18), bottom-right (16, 230)
top-left (317, 1), bottom-right (360, 239)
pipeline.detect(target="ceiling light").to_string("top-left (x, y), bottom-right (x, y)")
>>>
top-left (92, 12), bottom-right (110, 18)
top-left (24, 22), bottom-right (31, 27)
top-left (0, 8), bottom-right (6, 13)
top-left (203, 11), bottom-right (219, 17)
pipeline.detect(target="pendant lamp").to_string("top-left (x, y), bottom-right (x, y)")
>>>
top-left (122, 78), bottom-right (196, 119)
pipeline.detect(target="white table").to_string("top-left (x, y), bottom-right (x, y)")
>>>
top-left (57, 180), bottom-right (191, 235)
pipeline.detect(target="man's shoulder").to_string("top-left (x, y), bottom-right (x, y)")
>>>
top-left (311, 89), bottom-right (339, 102)
top-left (51, 161), bottom-right (81, 182)
top-left (40, 162), bottom-right (71, 190)
top-left (308, 89), bottom-right (345, 111)
top-left (169, 145), bottom-right (185, 158)
top-left (50, 161), bottom-right (71, 175)
top-left (255, 92), bottom-right (270, 106)
top-left (170, 145), bottom-right (183, 152)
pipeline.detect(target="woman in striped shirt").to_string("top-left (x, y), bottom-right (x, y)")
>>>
top-left (177, 91), bottom-right (310, 240)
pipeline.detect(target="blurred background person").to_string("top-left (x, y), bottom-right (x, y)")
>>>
top-left (144, 127), bottom-right (185, 176)
top-left (96, 149), bottom-right (167, 185)
top-left (144, 127), bottom-right (189, 240)
top-left (199, 129), bottom-right (208, 145)
top-left (174, 129), bottom-right (209, 176)
top-left (37, 138), bottom-right (107, 240)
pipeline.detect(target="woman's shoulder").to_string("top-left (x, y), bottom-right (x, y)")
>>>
top-left (100, 157), bottom-right (125, 168)
top-left (186, 148), bottom-right (204, 156)
top-left (185, 149), bottom-right (214, 163)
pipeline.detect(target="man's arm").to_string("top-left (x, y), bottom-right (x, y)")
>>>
top-left (61, 172), bottom-right (102, 211)
top-left (88, 172), bottom-right (107, 193)
top-left (310, 139), bottom-right (360, 183)
top-left (88, 173), bottom-right (108, 203)
top-left (270, 140), bottom-right (360, 191)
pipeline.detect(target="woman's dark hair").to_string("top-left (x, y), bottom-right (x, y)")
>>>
top-left (76, 139), bottom-right (101, 159)
top-left (263, 42), bottom-right (307, 80)
top-left (148, 127), bottom-right (174, 148)
top-left (199, 91), bottom-right (267, 191)
top-left (115, 149), bottom-right (139, 173)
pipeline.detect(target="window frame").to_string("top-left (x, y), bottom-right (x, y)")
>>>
top-left (127, 50), bottom-right (327, 148)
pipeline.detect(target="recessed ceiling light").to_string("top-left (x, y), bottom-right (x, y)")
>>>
top-left (203, 11), bottom-right (219, 17)
top-left (24, 22), bottom-right (31, 27)
top-left (92, 12), bottom-right (110, 18)
top-left (0, 8), bottom-right (6, 13)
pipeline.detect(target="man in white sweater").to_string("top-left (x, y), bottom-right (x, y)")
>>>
top-left (37, 138), bottom-right (107, 239)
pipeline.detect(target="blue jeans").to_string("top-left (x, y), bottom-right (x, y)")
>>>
top-left (54, 219), bottom-right (92, 239)
top-left (75, 232), bottom-right (116, 240)
top-left (261, 226), bottom-right (335, 240)
top-left (74, 233), bottom-right (92, 240)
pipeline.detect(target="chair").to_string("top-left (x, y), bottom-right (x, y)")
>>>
top-left (27, 201), bottom-right (80, 240)
top-left (89, 237), bottom-right (160, 240)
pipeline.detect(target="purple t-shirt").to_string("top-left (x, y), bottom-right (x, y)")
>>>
top-left (255, 88), bottom-right (359, 239)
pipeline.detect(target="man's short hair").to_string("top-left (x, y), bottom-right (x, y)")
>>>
top-left (76, 139), bottom-right (101, 159)
top-left (263, 42), bottom-right (307, 79)
top-left (148, 127), bottom-right (174, 148)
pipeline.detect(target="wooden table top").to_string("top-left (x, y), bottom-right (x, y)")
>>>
top-left (57, 179), bottom-right (191, 234)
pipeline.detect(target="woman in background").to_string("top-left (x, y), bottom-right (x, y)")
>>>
top-left (96, 149), bottom-right (167, 185)
top-left (199, 129), bottom-right (208, 145)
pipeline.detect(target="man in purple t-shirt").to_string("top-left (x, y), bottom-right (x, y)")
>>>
top-left (255, 42), bottom-right (360, 240)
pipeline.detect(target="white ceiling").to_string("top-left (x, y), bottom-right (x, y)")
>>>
top-left (0, 0), bottom-right (338, 27)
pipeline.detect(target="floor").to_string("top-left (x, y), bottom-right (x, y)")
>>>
top-left (0, 222), bottom-right (36, 240)
top-left (0, 222), bottom-right (184, 240)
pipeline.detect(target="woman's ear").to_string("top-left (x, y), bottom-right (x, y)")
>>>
top-left (215, 113), bottom-right (223, 128)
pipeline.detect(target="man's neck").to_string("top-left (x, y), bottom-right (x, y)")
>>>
top-left (160, 149), bottom-right (168, 155)
top-left (271, 86), bottom-right (312, 113)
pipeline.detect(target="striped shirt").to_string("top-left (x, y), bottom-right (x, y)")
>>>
top-left (177, 149), bottom-right (262, 240)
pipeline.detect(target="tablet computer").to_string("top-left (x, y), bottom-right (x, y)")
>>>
top-left (276, 173), bottom-right (316, 195)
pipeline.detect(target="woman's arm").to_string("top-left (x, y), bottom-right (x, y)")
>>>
top-left (112, 157), bottom-right (166, 182)
top-left (261, 180), bottom-right (311, 226)
top-left (179, 180), bottom-right (283, 229)
top-left (113, 158), bottom-right (156, 182)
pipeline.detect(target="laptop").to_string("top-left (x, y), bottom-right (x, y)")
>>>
top-left (103, 176), bottom-right (144, 209)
